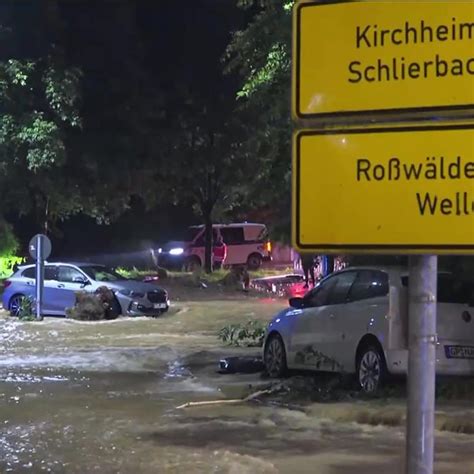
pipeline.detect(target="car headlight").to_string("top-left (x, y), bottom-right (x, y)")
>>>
top-left (158, 248), bottom-right (162, 254)
top-left (119, 289), bottom-right (145, 298)
top-left (169, 248), bottom-right (184, 256)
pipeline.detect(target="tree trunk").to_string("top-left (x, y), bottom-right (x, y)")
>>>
top-left (43, 197), bottom-right (49, 235)
top-left (203, 208), bottom-right (213, 274)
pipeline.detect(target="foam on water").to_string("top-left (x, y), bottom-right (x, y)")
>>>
top-left (0, 347), bottom-right (177, 373)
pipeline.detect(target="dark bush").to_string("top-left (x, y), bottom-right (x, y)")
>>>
top-left (66, 286), bottom-right (120, 320)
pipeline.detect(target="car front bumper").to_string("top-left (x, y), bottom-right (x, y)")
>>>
top-left (157, 253), bottom-right (185, 270)
top-left (125, 299), bottom-right (170, 317)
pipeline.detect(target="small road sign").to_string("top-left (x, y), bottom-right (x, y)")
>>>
top-left (29, 234), bottom-right (52, 261)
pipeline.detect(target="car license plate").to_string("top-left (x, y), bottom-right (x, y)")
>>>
top-left (153, 303), bottom-right (167, 309)
top-left (444, 345), bottom-right (474, 359)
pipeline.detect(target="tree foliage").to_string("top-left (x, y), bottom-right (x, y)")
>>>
top-left (0, 57), bottom-right (81, 178)
top-left (224, 0), bottom-right (293, 241)
top-left (0, 219), bottom-right (18, 255)
top-left (0, 56), bottom-right (85, 235)
top-left (160, 93), bottom-right (251, 272)
top-left (0, 0), bottom-right (167, 238)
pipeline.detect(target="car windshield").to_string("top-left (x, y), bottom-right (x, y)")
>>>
top-left (402, 274), bottom-right (474, 304)
top-left (176, 227), bottom-right (200, 242)
top-left (79, 266), bottom-right (126, 282)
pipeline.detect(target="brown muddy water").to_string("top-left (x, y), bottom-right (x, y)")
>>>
top-left (1, 300), bottom-right (474, 473)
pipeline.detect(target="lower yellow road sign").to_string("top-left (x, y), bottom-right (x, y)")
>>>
top-left (293, 125), bottom-right (474, 254)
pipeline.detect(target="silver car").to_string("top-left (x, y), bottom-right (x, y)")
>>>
top-left (263, 267), bottom-right (474, 393)
top-left (2, 262), bottom-right (170, 318)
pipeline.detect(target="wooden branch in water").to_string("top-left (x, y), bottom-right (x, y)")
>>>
top-left (175, 389), bottom-right (271, 409)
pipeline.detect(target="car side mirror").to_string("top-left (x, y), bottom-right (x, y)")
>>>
top-left (289, 297), bottom-right (305, 309)
top-left (73, 276), bottom-right (89, 286)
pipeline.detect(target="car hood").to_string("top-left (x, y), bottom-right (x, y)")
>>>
top-left (103, 280), bottom-right (166, 294)
top-left (269, 306), bottom-right (302, 325)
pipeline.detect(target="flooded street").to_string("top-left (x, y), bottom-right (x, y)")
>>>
top-left (1, 299), bottom-right (474, 473)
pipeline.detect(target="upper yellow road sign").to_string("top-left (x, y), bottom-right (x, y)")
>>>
top-left (293, 125), bottom-right (474, 254)
top-left (293, 1), bottom-right (474, 119)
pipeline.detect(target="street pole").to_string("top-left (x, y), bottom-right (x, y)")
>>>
top-left (35, 235), bottom-right (44, 321)
top-left (406, 255), bottom-right (438, 474)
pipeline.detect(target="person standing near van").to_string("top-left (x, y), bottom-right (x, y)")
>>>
top-left (301, 253), bottom-right (316, 288)
top-left (213, 234), bottom-right (227, 269)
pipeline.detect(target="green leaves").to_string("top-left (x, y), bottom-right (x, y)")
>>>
top-left (4, 59), bottom-right (35, 87)
top-left (43, 65), bottom-right (82, 126)
top-left (0, 219), bottom-right (19, 256)
top-left (0, 58), bottom-right (81, 173)
top-left (237, 42), bottom-right (289, 99)
top-left (218, 320), bottom-right (267, 347)
top-left (223, 0), bottom-right (293, 240)
top-left (0, 51), bottom-right (83, 230)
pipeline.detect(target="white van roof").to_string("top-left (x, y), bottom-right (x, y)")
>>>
top-left (189, 222), bottom-right (266, 229)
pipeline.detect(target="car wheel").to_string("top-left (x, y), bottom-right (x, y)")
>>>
top-left (264, 334), bottom-right (287, 378)
top-left (247, 253), bottom-right (262, 271)
top-left (357, 345), bottom-right (387, 394)
top-left (9, 294), bottom-right (25, 317)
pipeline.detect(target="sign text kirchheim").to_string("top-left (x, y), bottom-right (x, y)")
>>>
top-left (293, 1), bottom-right (474, 119)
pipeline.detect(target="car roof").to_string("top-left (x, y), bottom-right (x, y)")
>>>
top-left (19, 262), bottom-right (104, 269)
top-left (336, 265), bottom-right (404, 274)
top-left (336, 266), bottom-right (452, 278)
top-left (189, 222), bottom-right (266, 229)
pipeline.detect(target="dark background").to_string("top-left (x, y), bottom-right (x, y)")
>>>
top-left (2, 0), bottom-right (249, 259)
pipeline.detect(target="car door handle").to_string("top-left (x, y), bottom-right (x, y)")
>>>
top-left (57, 284), bottom-right (65, 288)
top-left (329, 314), bottom-right (335, 319)
top-left (26, 281), bottom-right (34, 286)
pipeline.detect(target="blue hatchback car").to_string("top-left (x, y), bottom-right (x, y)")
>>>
top-left (2, 262), bottom-right (169, 317)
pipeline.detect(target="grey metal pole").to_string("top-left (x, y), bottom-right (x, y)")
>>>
top-left (406, 255), bottom-right (438, 474)
top-left (35, 235), bottom-right (44, 321)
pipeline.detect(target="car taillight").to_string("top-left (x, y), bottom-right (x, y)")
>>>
top-left (265, 241), bottom-right (272, 253)
top-left (3, 280), bottom-right (12, 289)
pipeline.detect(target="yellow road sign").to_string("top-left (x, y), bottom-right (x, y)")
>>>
top-left (293, 1), bottom-right (474, 119)
top-left (293, 125), bottom-right (474, 253)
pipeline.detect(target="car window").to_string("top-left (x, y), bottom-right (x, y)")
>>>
top-left (326, 271), bottom-right (358, 305)
top-left (349, 270), bottom-right (389, 302)
top-left (220, 227), bottom-right (244, 244)
top-left (22, 266), bottom-right (57, 280)
top-left (22, 267), bottom-right (35, 279)
top-left (182, 227), bottom-right (200, 242)
top-left (45, 266), bottom-right (58, 281)
top-left (305, 275), bottom-right (338, 307)
top-left (80, 265), bottom-right (124, 282)
top-left (194, 228), bottom-right (219, 246)
top-left (58, 266), bottom-right (85, 283)
top-left (402, 274), bottom-right (474, 304)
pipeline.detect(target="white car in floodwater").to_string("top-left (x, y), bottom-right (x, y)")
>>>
top-left (263, 267), bottom-right (474, 393)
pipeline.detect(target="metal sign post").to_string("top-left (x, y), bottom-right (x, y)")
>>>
top-left (35, 236), bottom-right (44, 321)
top-left (406, 256), bottom-right (438, 474)
top-left (29, 234), bottom-right (52, 321)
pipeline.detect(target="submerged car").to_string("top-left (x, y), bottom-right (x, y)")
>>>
top-left (2, 263), bottom-right (170, 318)
top-left (263, 267), bottom-right (474, 393)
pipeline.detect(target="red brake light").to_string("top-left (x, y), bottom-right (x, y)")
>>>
top-left (3, 280), bottom-right (12, 289)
